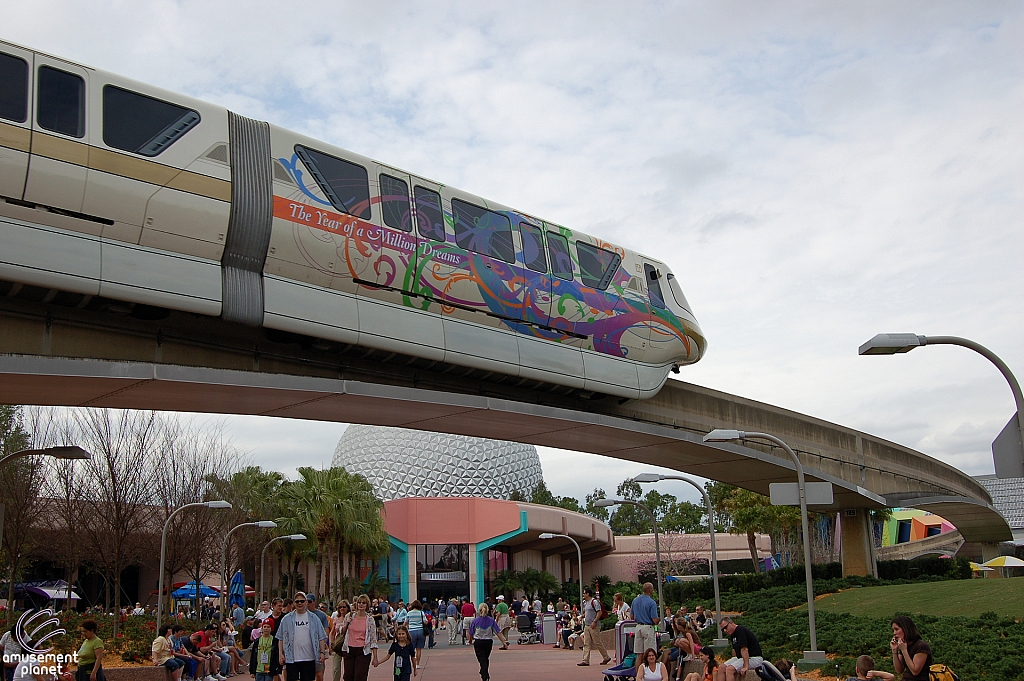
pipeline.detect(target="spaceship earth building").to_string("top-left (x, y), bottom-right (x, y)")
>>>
top-left (331, 425), bottom-right (543, 501)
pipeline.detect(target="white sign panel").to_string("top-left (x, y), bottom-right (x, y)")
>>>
top-left (769, 482), bottom-right (834, 506)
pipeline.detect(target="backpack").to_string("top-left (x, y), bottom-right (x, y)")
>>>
top-left (929, 664), bottom-right (960, 681)
top-left (590, 598), bottom-right (608, 620)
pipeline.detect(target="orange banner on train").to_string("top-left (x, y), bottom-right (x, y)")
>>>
top-left (273, 196), bottom-right (373, 237)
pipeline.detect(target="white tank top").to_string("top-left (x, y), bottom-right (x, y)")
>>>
top-left (642, 662), bottom-right (663, 681)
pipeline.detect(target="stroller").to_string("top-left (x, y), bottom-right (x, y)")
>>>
top-left (601, 633), bottom-right (637, 680)
top-left (516, 613), bottom-right (539, 645)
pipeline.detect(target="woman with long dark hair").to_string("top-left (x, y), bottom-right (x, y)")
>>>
top-left (890, 616), bottom-right (932, 681)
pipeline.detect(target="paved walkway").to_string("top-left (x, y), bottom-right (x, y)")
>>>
top-left (328, 633), bottom-right (616, 681)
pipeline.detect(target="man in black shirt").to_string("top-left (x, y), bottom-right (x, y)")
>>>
top-left (721, 616), bottom-right (764, 681)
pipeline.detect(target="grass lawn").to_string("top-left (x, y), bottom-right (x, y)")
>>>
top-left (813, 577), bottom-right (1024, 618)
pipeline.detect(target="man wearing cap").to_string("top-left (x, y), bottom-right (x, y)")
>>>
top-left (494, 595), bottom-right (512, 641)
top-left (305, 595), bottom-right (330, 681)
top-left (275, 591), bottom-right (328, 681)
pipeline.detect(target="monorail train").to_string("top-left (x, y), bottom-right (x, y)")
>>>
top-left (0, 40), bottom-right (705, 399)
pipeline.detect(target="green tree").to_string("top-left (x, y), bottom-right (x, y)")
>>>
top-left (492, 569), bottom-right (521, 599)
top-left (535, 570), bottom-right (559, 600)
top-left (585, 488), bottom-right (610, 522)
top-left (660, 500), bottom-right (706, 533)
top-left (0, 406), bottom-right (36, 626)
top-left (275, 467), bottom-right (388, 602)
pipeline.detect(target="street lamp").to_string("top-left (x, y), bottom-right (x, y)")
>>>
top-left (157, 500), bottom-right (232, 630)
top-left (594, 498), bottom-right (664, 627)
top-left (221, 521), bottom-right (277, 614)
top-left (261, 534), bottom-right (306, 602)
top-left (632, 473), bottom-right (727, 647)
top-left (703, 429), bottom-right (827, 665)
top-left (859, 333), bottom-right (1024, 478)
top-left (0, 446), bottom-right (92, 558)
top-left (538, 533), bottom-right (584, 609)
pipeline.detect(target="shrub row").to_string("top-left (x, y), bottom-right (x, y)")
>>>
top-left (708, 608), bottom-right (1024, 680)
top-left (661, 557), bottom-right (969, 606)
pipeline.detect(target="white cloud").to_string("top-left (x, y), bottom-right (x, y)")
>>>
top-left (6, 1), bottom-right (1022, 496)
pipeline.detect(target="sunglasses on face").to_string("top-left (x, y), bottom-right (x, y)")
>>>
top-left (294, 600), bottom-right (306, 604)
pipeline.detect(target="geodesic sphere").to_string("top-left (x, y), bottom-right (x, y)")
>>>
top-left (331, 425), bottom-right (543, 500)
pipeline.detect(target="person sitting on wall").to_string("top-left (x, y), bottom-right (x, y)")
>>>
top-left (720, 617), bottom-right (763, 681)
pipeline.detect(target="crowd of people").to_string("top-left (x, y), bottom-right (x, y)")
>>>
top-left (0, 585), bottom-right (944, 681)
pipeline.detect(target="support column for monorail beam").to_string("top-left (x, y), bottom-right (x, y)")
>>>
top-left (981, 541), bottom-right (1001, 579)
top-left (839, 508), bottom-right (877, 578)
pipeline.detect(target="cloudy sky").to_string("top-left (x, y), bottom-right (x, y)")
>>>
top-left (7, 2), bottom-right (1022, 504)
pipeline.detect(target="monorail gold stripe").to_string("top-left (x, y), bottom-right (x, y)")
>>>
top-left (0, 121), bottom-right (31, 153)
top-left (21, 131), bottom-right (231, 203)
top-left (31, 130), bottom-right (89, 166)
top-left (88, 145), bottom-right (179, 186)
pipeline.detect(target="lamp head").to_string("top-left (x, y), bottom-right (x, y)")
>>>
top-left (703, 429), bottom-right (743, 442)
top-left (255, 521), bottom-right (278, 529)
top-left (593, 499), bottom-right (619, 508)
top-left (48, 446), bottom-right (92, 460)
top-left (286, 534), bottom-right (306, 541)
top-left (632, 473), bottom-right (663, 483)
top-left (206, 500), bottom-right (232, 509)
top-left (538, 533), bottom-right (556, 539)
top-left (858, 333), bottom-right (925, 355)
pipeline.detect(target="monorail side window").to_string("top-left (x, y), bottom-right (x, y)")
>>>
top-left (295, 145), bottom-right (371, 220)
top-left (380, 174), bottom-right (412, 232)
top-left (576, 242), bottom-right (621, 291)
top-left (0, 53), bottom-right (28, 123)
top-left (666, 273), bottom-right (691, 312)
top-left (451, 198), bottom-right (514, 263)
top-left (414, 186), bottom-right (446, 242)
top-left (37, 66), bottom-right (85, 138)
top-left (103, 86), bottom-right (200, 157)
top-left (547, 232), bottom-right (574, 281)
top-left (644, 263), bottom-right (665, 309)
top-left (519, 223), bottom-right (547, 273)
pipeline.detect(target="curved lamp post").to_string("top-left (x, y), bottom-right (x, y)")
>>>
top-left (0, 447), bottom-right (91, 586)
top-left (859, 333), bottom-right (1024, 478)
top-left (632, 473), bottom-right (727, 646)
top-left (538, 533), bottom-right (583, 608)
top-left (260, 534), bottom-right (306, 602)
top-left (593, 498), bottom-right (663, 627)
top-left (157, 500), bottom-right (232, 630)
top-left (703, 429), bottom-right (827, 665)
top-left (221, 520), bottom-right (277, 614)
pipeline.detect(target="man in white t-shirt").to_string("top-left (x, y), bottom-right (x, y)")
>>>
top-left (255, 601), bottom-right (273, 622)
top-left (275, 591), bottom-right (327, 681)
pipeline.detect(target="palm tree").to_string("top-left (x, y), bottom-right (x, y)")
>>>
top-left (276, 467), bottom-right (389, 601)
top-left (363, 572), bottom-right (392, 600)
top-left (492, 569), bottom-right (521, 600)
top-left (535, 570), bottom-right (559, 601)
top-left (519, 567), bottom-right (542, 601)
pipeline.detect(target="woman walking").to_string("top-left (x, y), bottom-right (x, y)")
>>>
top-left (329, 600), bottom-right (350, 681)
top-left (466, 603), bottom-right (508, 681)
top-left (403, 601), bottom-right (427, 668)
top-left (890, 616), bottom-right (932, 681)
top-left (75, 620), bottom-right (105, 681)
top-left (336, 595), bottom-right (379, 681)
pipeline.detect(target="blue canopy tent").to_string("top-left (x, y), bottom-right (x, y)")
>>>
top-left (171, 581), bottom-right (219, 599)
top-left (228, 570), bottom-right (246, 608)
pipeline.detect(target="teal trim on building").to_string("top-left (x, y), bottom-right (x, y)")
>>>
top-left (388, 535), bottom-right (410, 602)
top-left (473, 511), bottom-right (528, 604)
